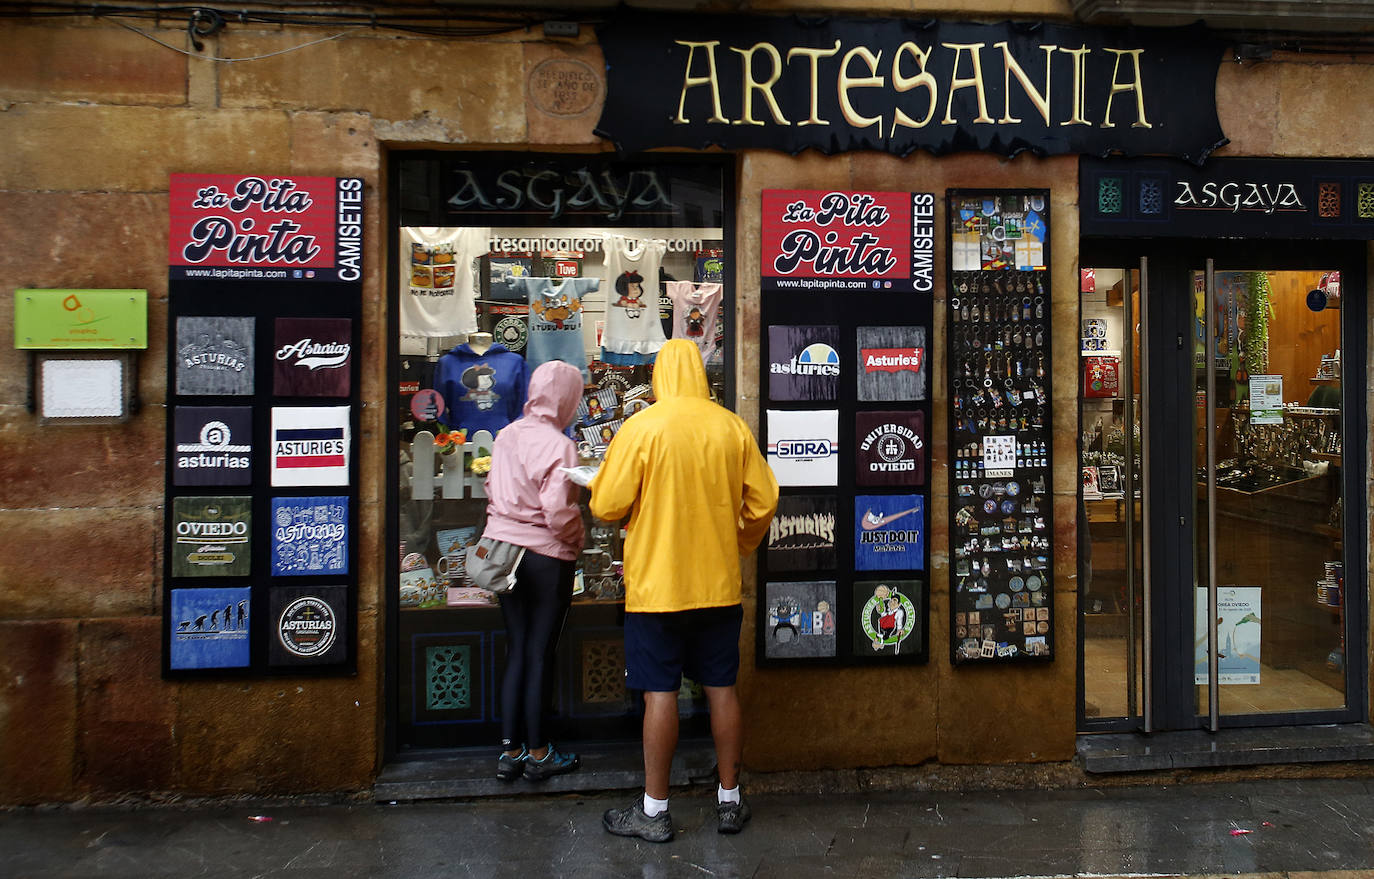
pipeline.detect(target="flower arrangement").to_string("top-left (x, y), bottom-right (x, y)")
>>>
top-left (433, 428), bottom-right (468, 455)
top-left (470, 455), bottom-right (492, 476)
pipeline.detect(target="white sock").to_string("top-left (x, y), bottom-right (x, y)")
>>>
top-left (643, 793), bottom-right (669, 817)
top-left (718, 784), bottom-right (741, 805)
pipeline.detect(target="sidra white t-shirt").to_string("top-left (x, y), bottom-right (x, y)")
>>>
top-left (399, 227), bottom-right (491, 338)
top-left (601, 234), bottom-right (668, 356)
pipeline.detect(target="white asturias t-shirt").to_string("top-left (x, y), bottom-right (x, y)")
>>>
top-left (400, 227), bottom-right (491, 338)
top-left (601, 234), bottom-right (668, 355)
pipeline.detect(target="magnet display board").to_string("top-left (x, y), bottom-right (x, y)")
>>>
top-left (945, 190), bottom-right (1055, 664)
top-left (163, 175), bottom-right (363, 677)
top-left (757, 190), bottom-right (935, 667)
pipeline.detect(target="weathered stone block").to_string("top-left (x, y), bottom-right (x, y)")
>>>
top-left (76, 617), bottom-right (176, 795)
top-left (0, 405), bottom-right (164, 509)
top-left (219, 32), bottom-right (525, 144)
top-left (0, 619), bottom-right (78, 804)
top-left (0, 106), bottom-right (292, 192)
top-left (0, 509), bottom-right (157, 620)
top-left (289, 112), bottom-right (380, 177)
top-left (0, 22), bottom-right (187, 106)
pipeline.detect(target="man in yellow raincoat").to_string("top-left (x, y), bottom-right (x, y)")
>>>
top-left (591, 339), bottom-right (778, 842)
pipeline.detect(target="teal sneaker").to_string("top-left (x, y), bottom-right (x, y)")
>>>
top-left (496, 747), bottom-right (526, 781)
top-left (523, 743), bottom-right (579, 781)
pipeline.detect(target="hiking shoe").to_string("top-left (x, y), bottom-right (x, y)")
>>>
top-left (522, 743), bottom-right (579, 781)
top-left (716, 796), bottom-right (751, 834)
top-left (602, 800), bottom-right (673, 843)
top-left (495, 748), bottom-right (526, 781)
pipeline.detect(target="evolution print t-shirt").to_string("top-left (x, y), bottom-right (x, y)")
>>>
top-left (602, 234), bottom-right (668, 356)
top-left (400, 227), bottom-right (491, 338)
top-left (515, 276), bottom-right (601, 380)
top-left (667, 281), bottom-right (723, 364)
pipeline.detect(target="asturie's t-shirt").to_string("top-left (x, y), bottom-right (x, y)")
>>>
top-left (601, 235), bottom-right (668, 356)
top-left (400, 227), bottom-right (491, 338)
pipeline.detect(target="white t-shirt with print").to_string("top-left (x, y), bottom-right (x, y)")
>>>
top-left (667, 281), bottom-right (724, 364)
top-left (400, 227), bottom-right (491, 338)
top-left (601, 234), bottom-right (668, 356)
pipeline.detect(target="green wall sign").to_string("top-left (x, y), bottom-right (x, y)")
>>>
top-left (14, 289), bottom-right (148, 349)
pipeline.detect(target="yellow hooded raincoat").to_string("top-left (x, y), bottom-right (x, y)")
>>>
top-left (589, 339), bottom-right (779, 613)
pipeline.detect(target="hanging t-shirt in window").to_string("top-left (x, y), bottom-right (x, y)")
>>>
top-left (601, 234), bottom-right (668, 361)
top-left (400, 227), bottom-right (491, 339)
top-left (515, 276), bottom-right (601, 381)
top-left (432, 343), bottom-right (528, 437)
top-left (667, 281), bottom-right (723, 365)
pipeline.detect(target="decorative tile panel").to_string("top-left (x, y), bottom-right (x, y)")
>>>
top-left (1319, 182), bottom-right (1341, 218)
top-left (1138, 178), bottom-right (1163, 215)
top-left (1358, 182), bottom-right (1374, 219)
top-left (1098, 177), bottom-right (1124, 215)
top-left (427, 644), bottom-right (471, 710)
top-left (581, 639), bottom-right (626, 704)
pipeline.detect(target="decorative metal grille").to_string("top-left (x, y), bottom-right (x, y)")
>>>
top-left (1357, 183), bottom-right (1374, 219)
top-left (1319, 183), bottom-right (1341, 218)
top-left (1098, 177), bottom-right (1124, 215)
top-left (426, 644), bottom-right (471, 710)
top-left (1138, 179), bottom-right (1162, 215)
top-left (581, 639), bottom-right (626, 703)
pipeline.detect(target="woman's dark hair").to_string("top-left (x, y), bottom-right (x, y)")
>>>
top-left (615, 270), bottom-right (644, 298)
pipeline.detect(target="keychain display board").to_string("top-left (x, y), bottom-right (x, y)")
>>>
top-left (946, 190), bottom-right (1055, 664)
top-left (163, 174), bottom-right (363, 677)
top-left (757, 189), bottom-right (935, 667)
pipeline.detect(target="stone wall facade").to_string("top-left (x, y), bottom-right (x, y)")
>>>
top-left (1, 7), bottom-right (1371, 804)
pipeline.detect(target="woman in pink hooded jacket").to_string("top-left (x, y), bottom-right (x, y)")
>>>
top-left (483, 359), bottom-right (585, 781)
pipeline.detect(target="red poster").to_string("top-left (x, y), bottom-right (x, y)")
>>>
top-left (1083, 355), bottom-right (1120, 398)
top-left (169, 174), bottom-right (362, 283)
top-left (761, 190), bottom-right (933, 293)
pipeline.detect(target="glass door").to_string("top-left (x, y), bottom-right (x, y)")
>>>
top-left (1079, 265), bottom-right (1148, 727)
top-left (1193, 263), bottom-right (1348, 726)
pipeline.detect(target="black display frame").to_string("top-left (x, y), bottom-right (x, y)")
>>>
top-left (161, 177), bottom-right (363, 679)
top-left (756, 193), bottom-right (935, 668)
top-left (945, 188), bottom-right (1055, 666)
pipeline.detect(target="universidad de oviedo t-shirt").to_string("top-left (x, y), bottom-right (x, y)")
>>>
top-left (400, 227), bottom-right (491, 338)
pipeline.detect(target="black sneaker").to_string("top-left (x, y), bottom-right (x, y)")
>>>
top-left (602, 799), bottom-right (673, 843)
top-left (523, 744), bottom-right (579, 781)
top-left (716, 796), bottom-right (750, 834)
top-left (496, 748), bottom-right (526, 781)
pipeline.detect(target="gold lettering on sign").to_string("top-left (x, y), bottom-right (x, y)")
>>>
top-left (731, 41), bottom-right (790, 126)
top-left (891, 42), bottom-right (938, 134)
top-left (1101, 48), bottom-right (1152, 129)
top-left (674, 40), bottom-right (728, 124)
top-left (995, 42), bottom-right (1055, 125)
top-left (1058, 45), bottom-right (1092, 126)
top-left (787, 41), bottom-right (841, 126)
top-left (838, 45), bottom-right (884, 130)
top-left (942, 43), bottom-right (993, 125)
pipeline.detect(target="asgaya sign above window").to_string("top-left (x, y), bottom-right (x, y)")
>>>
top-left (595, 12), bottom-right (1227, 162)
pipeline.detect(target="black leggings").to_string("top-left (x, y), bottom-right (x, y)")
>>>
top-left (498, 550), bottom-right (574, 750)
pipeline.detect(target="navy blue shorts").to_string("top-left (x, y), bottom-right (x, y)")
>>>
top-left (624, 604), bottom-right (743, 692)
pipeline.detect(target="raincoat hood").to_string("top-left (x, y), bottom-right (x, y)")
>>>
top-left (651, 338), bottom-right (709, 401)
top-left (523, 360), bottom-right (583, 429)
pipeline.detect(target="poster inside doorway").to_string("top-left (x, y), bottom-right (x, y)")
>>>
top-left (1194, 586), bottom-right (1262, 685)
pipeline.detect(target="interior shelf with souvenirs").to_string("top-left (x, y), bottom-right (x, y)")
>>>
top-left (389, 152), bottom-right (733, 747)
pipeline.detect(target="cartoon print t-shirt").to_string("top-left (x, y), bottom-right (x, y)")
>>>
top-left (432, 343), bottom-right (528, 437)
top-left (666, 281), bottom-right (723, 364)
top-left (400, 227), bottom-right (491, 338)
top-left (514, 276), bottom-right (601, 381)
top-left (601, 234), bottom-right (668, 356)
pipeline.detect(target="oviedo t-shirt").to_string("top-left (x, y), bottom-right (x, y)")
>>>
top-left (432, 343), bottom-right (528, 437)
top-left (601, 234), bottom-right (668, 356)
top-left (400, 227), bottom-right (491, 338)
top-left (515, 276), bottom-right (601, 380)
top-left (667, 281), bottom-right (723, 364)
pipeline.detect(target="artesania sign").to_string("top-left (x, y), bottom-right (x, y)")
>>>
top-left (169, 175), bottom-right (363, 282)
top-left (762, 190), bottom-right (934, 293)
top-left (596, 12), bottom-right (1227, 161)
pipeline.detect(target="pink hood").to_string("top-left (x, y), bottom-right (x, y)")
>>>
top-left (523, 360), bottom-right (583, 429)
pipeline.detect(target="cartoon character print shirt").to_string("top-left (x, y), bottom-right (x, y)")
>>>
top-left (513, 276), bottom-right (601, 381)
top-left (666, 281), bottom-right (723, 365)
top-left (601, 234), bottom-right (668, 356)
top-left (400, 227), bottom-right (491, 338)
top-left (432, 343), bottom-right (529, 437)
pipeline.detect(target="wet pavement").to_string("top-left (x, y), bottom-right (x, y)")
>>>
top-left (3, 777), bottom-right (1372, 878)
